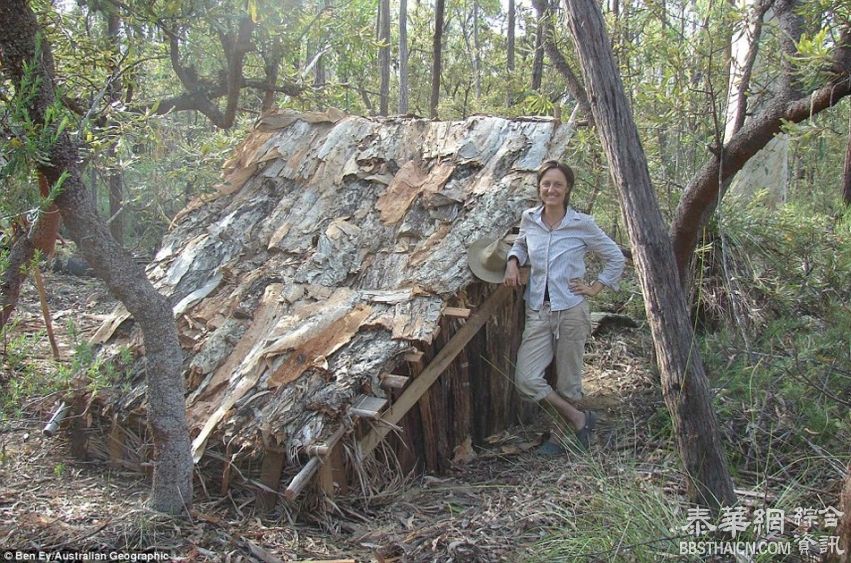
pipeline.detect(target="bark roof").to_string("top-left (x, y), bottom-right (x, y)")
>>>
top-left (94, 109), bottom-right (575, 463)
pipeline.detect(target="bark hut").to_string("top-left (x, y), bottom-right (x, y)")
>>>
top-left (89, 110), bottom-right (584, 505)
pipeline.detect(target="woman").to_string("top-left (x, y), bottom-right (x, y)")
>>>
top-left (504, 160), bottom-right (625, 453)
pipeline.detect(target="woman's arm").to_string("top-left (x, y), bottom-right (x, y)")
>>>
top-left (585, 217), bottom-right (626, 291)
top-left (504, 213), bottom-right (530, 286)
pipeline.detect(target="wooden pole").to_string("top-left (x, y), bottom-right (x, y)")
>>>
top-left (257, 448), bottom-right (286, 513)
top-left (285, 424), bottom-right (348, 501)
top-left (32, 267), bottom-right (60, 360)
top-left (358, 285), bottom-right (511, 458)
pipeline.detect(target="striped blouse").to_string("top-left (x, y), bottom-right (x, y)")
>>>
top-left (507, 206), bottom-right (625, 312)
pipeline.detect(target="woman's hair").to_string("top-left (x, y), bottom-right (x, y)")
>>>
top-left (537, 160), bottom-right (575, 208)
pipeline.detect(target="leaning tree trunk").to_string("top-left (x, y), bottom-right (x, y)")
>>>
top-left (843, 107), bottom-right (851, 206)
top-left (837, 464), bottom-right (851, 563)
top-left (0, 0), bottom-right (193, 514)
top-left (670, 24), bottom-right (851, 284)
top-left (1, 174), bottom-right (61, 331)
top-left (562, 0), bottom-right (737, 509)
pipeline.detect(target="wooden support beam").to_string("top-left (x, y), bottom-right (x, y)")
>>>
top-left (350, 395), bottom-right (387, 418)
top-left (443, 306), bottom-right (471, 319)
top-left (284, 457), bottom-right (320, 501)
top-left (318, 451), bottom-right (335, 497)
top-left (107, 420), bottom-right (125, 466)
top-left (317, 441), bottom-right (347, 498)
top-left (285, 425), bottom-right (348, 501)
top-left (380, 373), bottom-right (410, 390)
top-left (358, 285), bottom-right (512, 458)
top-left (404, 351), bottom-right (424, 363)
top-left (257, 448), bottom-right (286, 513)
top-left (220, 443), bottom-right (234, 496)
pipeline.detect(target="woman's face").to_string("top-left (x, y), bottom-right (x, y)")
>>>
top-left (539, 167), bottom-right (571, 208)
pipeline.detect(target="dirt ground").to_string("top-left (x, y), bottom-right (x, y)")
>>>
top-left (1, 270), bottom-right (674, 562)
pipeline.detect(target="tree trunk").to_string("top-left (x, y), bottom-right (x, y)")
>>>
top-left (106, 12), bottom-right (124, 245)
top-left (399, 0), bottom-right (409, 113)
top-left (507, 0), bottom-right (515, 105)
top-left (531, 15), bottom-right (544, 92)
top-left (835, 464), bottom-right (851, 563)
top-left (844, 106), bottom-right (851, 206)
top-left (671, 22), bottom-right (851, 285)
top-left (473, 0), bottom-right (481, 99)
top-left (670, 69), bottom-right (851, 283)
top-left (562, 0), bottom-right (737, 510)
top-left (1, 177), bottom-right (60, 331)
top-left (262, 50), bottom-right (280, 112)
top-left (723, 0), bottom-right (767, 143)
top-left (507, 0), bottom-right (515, 72)
top-left (430, 0), bottom-right (445, 119)
top-left (315, 0), bottom-right (331, 92)
top-left (0, 0), bottom-right (193, 514)
top-left (1, 236), bottom-right (36, 330)
top-left (379, 0), bottom-right (391, 116)
top-left (531, 0), bottom-right (591, 119)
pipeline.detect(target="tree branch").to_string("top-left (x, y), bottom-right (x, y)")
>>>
top-left (725, 0), bottom-right (773, 139)
top-left (531, 0), bottom-right (591, 119)
top-left (671, 26), bottom-right (851, 281)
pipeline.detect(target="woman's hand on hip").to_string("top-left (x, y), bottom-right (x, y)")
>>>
top-left (570, 278), bottom-right (603, 297)
top-left (504, 261), bottom-right (522, 286)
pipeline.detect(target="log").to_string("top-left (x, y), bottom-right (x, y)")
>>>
top-left (107, 420), bottom-right (125, 466)
top-left (284, 457), bottom-right (320, 501)
top-left (286, 425), bottom-right (348, 500)
top-left (379, 373), bottom-right (410, 390)
top-left (42, 402), bottom-right (69, 437)
top-left (443, 307), bottom-right (471, 318)
top-left (256, 448), bottom-right (286, 513)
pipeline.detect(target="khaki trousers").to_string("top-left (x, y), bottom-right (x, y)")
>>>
top-left (514, 300), bottom-right (592, 403)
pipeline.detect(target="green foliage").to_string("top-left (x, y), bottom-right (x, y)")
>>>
top-left (0, 319), bottom-right (131, 422)
top-left (792, 29), bottom-right (835, 90)
top-left (62, 319), bottom-right (131, 395)
top-left (1, 327), bottom-right (54, 421)
top-left (718, 195), bottom-right (851, 322)
top-left (696, 200), bottom-right (851, 497)
top-left (525, 460), bottom-right (683, 561)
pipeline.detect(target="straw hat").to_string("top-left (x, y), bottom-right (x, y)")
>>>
top-left (467, 237), bottom-right (512, 284)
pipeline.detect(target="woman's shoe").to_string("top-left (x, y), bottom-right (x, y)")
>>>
top-left (575, 410), bottom-right (598, 451)
top-left (536, 440), bottom-right (566, 456)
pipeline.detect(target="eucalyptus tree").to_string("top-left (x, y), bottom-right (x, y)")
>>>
top-left (562, 0), bottom-right (737, 510)
top-left (399, 0), bottom-right (410, 113)
top-left (0, 0), bottom-right (193, 514)
top-left (379, 0), bottom-right (391, 115)
top-left (431, 0), bottom-right (446, 118)
top-left (669, 1), bottom-right (851, 282)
